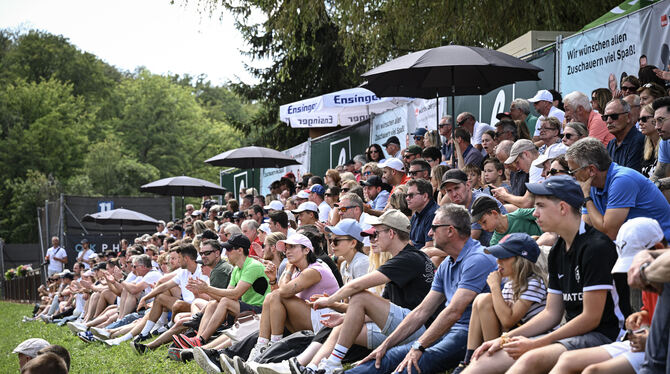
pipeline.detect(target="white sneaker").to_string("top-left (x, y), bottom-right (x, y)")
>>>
top-left (317, 358), bottom-right (344, 374)
top-left (256, 360), bottom-right (291, 374)
top-left (247, 343), bottom-right (268, 363)
top-left (220, 354), bottom-right (236, 374)
top-left (90, 326), bottom-right (111, 339)
top-left (67, 321), bottom-right (87, 335)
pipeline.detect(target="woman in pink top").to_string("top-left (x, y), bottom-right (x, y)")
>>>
top-left (245, 233), bottom-right (339, 363)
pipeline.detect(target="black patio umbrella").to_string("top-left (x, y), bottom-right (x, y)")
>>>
top-left (82, 208), bottom-right (158, 233)
top-left (140, 176), bottom-right (227, 218)
top-left (361, 45), bottom-right (543, 162)
top-left (205, 146), bottom-right (301, 169)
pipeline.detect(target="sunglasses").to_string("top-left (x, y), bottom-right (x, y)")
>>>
top-left (363, 171), bottom-right (372, 176)
top-left (338, 206), bottom-right (357, 212)
top-left (369, 229), bottom-right (390, 239)
top-left (329, 238), bottom-right (353, 246)
top-left (601, 112), bottom-right (628, 121)
top-left (430, 224), bottom-right (453, 231)
top-left (408, 170), bottom-right (427, 176)
top-left (413, 136), bottom-right (424, 141)
top-left (548, 168), bottom-right (566, 176)
top-left (564, 133), bottom-right (576, 139)
top-left (200, 250), bottom-right (217, 256)
top-left (438, 123), bottom-right (451, 128)
top-left (367, 150), bottom-right (379, 154)
top-left (406, 192), bottom-right (422, 199)
top-left (341, 188), bottom-right (350, 193)
top-left (639, 115), bottom-right (655, 123)
top-left (621, 85), bottom-right (637, 91)
top-left (403, 154), bottom-right (414, 159)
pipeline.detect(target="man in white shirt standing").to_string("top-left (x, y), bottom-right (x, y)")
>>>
top-left (45, 236), bottom-right (67, 276)
top-left (528, 89), bottom-right (565, 141)
top-left (77, 239), bottom-right (95, 269)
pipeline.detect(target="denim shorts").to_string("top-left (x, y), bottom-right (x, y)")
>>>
top-left (366, 302), bottom-right (425, 349)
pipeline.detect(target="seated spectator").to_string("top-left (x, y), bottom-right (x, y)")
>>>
top-left (463, 164), bottom-right (483, 191)
top-left (361, 162), bottom-right (383, 181)
top-left (382, 136), bottom-right (402, 159)
top-left (480, 130), bottom-right (497, 161)
top-left (325, 169), bottom-right (341, 188)
top-left (591, 88), bottom-right (612, 113)
top-left (454, 127), bottom-right (484, 169)
top-left (480, 158), bottom-right (510, 196)
top-left (510, 98), bottom-right (538, 136)
top-left (637, 82), bottom-right (666, 106)
top-left (470, 195), bottom-right (542, 246)
top-left (36, 345), bottom-right (71, 372)
top-left (536, 117), bottom-right (563, 155)
top-left (408, 159), bottom-right (431, 181)
top-left (379, 158), bottom-right (409, 193)
top-left (528, 90), bottom-right (565, 141)
top-left (438, 115), bottom-right (454, 161)
top-left (563, 91), bottom-right (615, 145)
top-left (495, 119), bottom-right (518, 143)
top-left (456, 111), bottom-right (494, 155)
top-left (552, 217), bottom-right (664, 374)
top-left (639, 103), bottom-right (659, 177)
top-left (411, 128), bottom-right (428, 148)
top-left (292, 202), bottom-right (320, 226)
top-left (361, 175), bottom-right (389, 216)
top-left (455, 233), bottom-right (548, 372)
top-left (430, 164), bottom-right (450, 202)
top-left (465, 175), bottom-right (622, 374)
top-left (492, 139), bottom-right (540, 209)
top-left (308, 185), bottom-right (331, 223)
top-left (13, 338), bottom-right (50, 369)
top-left (620, 75), bottom-right (641, 97)
top-left (423, 129), bottom-right (441, 149)
top-left (366, 144), bottom-right (385, 163)
top-left (604, 98), bottom-right (645, 172)
top-left (651, 97), bottom-right (670, 202)
top-left (407, 179), bottom-right (438, 249)
top-left (309, 209), bottom-right (437, 374)
top-left (562, 121), bottom-right (589, 148)
top-left (20, 352), bottom-right (67, 374)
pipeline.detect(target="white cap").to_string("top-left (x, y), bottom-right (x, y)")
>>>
top-left (296, 190), bottom-right (310, 199)
top-left (258, 223), bottom-right (272, 235)
top-left (379, 157), bottom-right (404, 172)
top-left (532, 142), bottom-right (568, 168)
top-left (612, 217), bottom-right (664, 273)
top-left (264, 200), bottom-right (284, 211)
top-left (292, 201), bottom-right (319, 214)
top-left (528, 89), bottom-right (553, 103)
top-left (277, 233), bottom-right (314, 252)
top-left (13, 338), bottom-right (50, 358)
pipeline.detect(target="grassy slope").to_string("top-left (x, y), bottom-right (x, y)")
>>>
top-left (0, 301), bottom-right (203, 373)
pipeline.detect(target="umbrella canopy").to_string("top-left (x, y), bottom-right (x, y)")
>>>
top-left (279, 87), bottom-right (412, 128)
top-left (140, 176), bottom-right (227, 197)
top-left (362, 45), bottom-right (543, 98)
top-left (82, 208), bottom-right (158, 226)
top-left (205, 146), bottom-right (301, 169)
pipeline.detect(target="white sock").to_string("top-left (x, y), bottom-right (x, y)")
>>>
top-left (156, 312), bottom-right (167, 326)
top-left (118, 332), bottom-right (133, 342)
top-left (256, 337), bottom-right (269, 347)
top-left (307, 363), bottom-right (318, 371)
top-left (140, 320), bottom-right (155, 336)
top-left (167, 320), bottom-right (174, 328)
top-left (328, 344), bottom-right (348, 364)
top-left (270, 334), bottom-right (283, 343)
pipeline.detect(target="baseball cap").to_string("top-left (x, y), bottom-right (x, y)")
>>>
top-left (344, 159), bottom-right (356, 166)
top-left (378, 158), bottom-right (404, 172)
top-left (360, 226), bottom-right (377, 237)
top-left (325, 218), bottom-right (364, 242)
top-left (440, 169), bottom-right (468, 188)
top-left (528, 89), bottom-right (553, 103)
top-left (277, 233), bottom-right (314, 252)
top-left (525, 175), bottom-right (584, 209)
top-left (361, 175), bottom-right (383, 187)
top-left (264, 200), bottom-right (284, 211)
top-left (258, 223), bottom-right (272, 235)
top-left (532, 142), bottom-right (568, 168)
top-left (157, 220), bottom-right (166, 226)
top-left (297, 189), bottom-right (310, 199)
top-left (612, 217), bottom-right (664, 273)
top-left (283, 172), bottom-right (295, 179)
top-left (309, 184), bottom-right (325, 196)
top-left (382, 136), bottom-right (400, 147)
top-left (406, 145), bottom-right (422, 155)
top-left (365, 209), bottom-right (411, 234)
top-left (485, 233), bottom-right (541, 263)
top-left (496, 112), bottom-right (512, 120)
top-left (412, 128), bottom-right (428, 137)
top-left (470, 195), bottom-right (501, 223)
top-left (292, 201), bottom-right (319, 214)
top-left (505, 139), bottom-right (537, 164)
top-left (223, 233), bottom-right (251, 251)
top-left (80, 238), bottom-right (89, 244)
top-left (13, 338), bottom-right (50, 358)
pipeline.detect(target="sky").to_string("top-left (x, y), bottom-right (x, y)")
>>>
top-left (0, 0), bottom-right (262, 85)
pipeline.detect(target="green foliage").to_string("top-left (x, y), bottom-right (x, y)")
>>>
top-left (0, 29), bottom-right (251, 243)
top-left (0, 301), bottom-right (204, 373)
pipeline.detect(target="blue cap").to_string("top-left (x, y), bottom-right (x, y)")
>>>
top-left (525, 175), bottom-right (584, 209)
top-left (412, 128), bottom-right (428, 137)
top-left (325, 218), bottom-right (364, 243)
top-left (309, 184), bottom-right (325, 196)
top-left (485, 233), bottom-right (540, 263)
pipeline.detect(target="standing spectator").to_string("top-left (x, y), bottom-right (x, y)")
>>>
top-left (528, 90), bottom-right (565, 140)
top-left (604, 98), bottom-right (645, 172)
top-left (45, 236), bottom-right (67, 277)
top-left (77, 239), bottom-right (95, 269)
top-left (563, 91), bottom-right (615, 145)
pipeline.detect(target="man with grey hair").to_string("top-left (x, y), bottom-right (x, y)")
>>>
top-left (510, 98), bottom-right (538, 136)
top-left (563, 91), bottom-right (614, 146)
top-left (337, 193), bottom-right (372, 250)
top-left (495, 119), bottom-right (518, 142)
top-left (623, 94), bottom-right (641, 129)
top-left (603, 98), bottom-right (644, 172)
top-left (241, 219), bottom-right (261, 257)
top-left (347, 204), bottom-right (496, 374)
top-left (438, 115), bottom-right (454, 161)
top-left (456, 112), bottom-right (494, 156)
top-left (565, 137), bottom-right (670, 241)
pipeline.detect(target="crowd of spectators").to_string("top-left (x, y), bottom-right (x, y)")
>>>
top-left (17, 65), bottom-right (670, 374)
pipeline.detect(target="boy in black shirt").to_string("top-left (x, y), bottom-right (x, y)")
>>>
top-left (465, 175), bottom-right (622, 374)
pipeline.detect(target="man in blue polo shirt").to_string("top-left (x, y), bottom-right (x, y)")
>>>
top-left (565, 137), bottom-right (670, 241)
top-left (349, 204), bottom-right (497, 374)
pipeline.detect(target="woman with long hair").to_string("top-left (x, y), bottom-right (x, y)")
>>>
top-left (481, 130), bottom-right (497, 159)
top-left (325, 169), bottom-right (341, 188)
top-left (481, 158), bottom-right (510, 195)
top-left (455, 233), bottom-right (548, 372)
top-left (366, 144), bottom-right (385, 163)
top-left (639, 103), bottom-right (659, 178)
top-left (591, 88), bottom-right (612, 113)
top-left (423, 129), bottom-right (442, 149)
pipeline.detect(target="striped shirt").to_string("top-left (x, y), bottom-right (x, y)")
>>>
top-left (502, 277), bottom-right (547, 324)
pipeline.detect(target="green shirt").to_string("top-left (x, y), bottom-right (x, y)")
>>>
top-left (526, 114), bottom-right (539, 137)
top-left (230, 256), bottom-right (270, 306)
top-left (490, 208), bottom-right (543, 245)
top-left (210, 259), bottom-right (234, 289)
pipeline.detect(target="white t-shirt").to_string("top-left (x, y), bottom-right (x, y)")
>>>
top-left (358, 212), bottom-right (373, 247)
top-left (172, 264), bottom-right (209, 303)
top-left (534, 106), bottom-right (565, 136)
top-left (79, 249), bottom-right (95, 269)
top-left (46, 246), bottom-right (67, 273)
top-left (529, 164), bottom-right (544, 184)
top-left (318, 201), bottom-right (331, 223)
top-left (138, 270), bottom-right (162, 299)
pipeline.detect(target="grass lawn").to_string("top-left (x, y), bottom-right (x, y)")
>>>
top-left (0, 301), bottom-right (203, 373)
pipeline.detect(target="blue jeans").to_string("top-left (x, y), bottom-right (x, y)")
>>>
top-left (106, 310), bottom-right (144, 329)
top-left (346, 328), bottom-right (467, 374)
top-left (640, 282), bottom-right (670, 374)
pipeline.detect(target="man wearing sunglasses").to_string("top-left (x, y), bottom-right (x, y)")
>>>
top-left (411, 128), bottom-right (428, 148)
top-left (603, 98), bottom-right (644, 172)
top-left (563, 91), bottom-right (615, 146)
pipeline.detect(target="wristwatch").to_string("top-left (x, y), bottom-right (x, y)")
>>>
top-left (411, 341), bottom-right (426, 352)
top-left (654, 180), bottom-right (663, 190)
top-left (584, 196), bottom-right (593, 204)
top-left (639, 262), bottom-right (651, 286)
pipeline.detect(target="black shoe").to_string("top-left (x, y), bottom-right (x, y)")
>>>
top-left (183, 312), bottom-right (203, 329)
top-left (193, 347), bottom-right (223, 373)
top-left (452, 362), bottom-right (468, 374)
top-left (133, 333), bottom-right (151, 343)
top-left (132, 341), bottom-right (147, 355)
top-left (180, 349), bottom-right (194, 362)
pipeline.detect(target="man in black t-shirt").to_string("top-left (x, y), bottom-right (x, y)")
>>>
top-left (311, 209), bottom-right (435, 373)
top-left (465, 175), bottom-right (622, 374)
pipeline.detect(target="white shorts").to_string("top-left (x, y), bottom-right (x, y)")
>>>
top-left (310, 307), bottom-right (335, 334)
top-left (602, 340), bottom-right (645, 373)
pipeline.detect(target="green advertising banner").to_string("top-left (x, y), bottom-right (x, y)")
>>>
top-left (219, 169), bottom-right (261, 199)
top-left (310, 121), bottom-right (371, 177)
